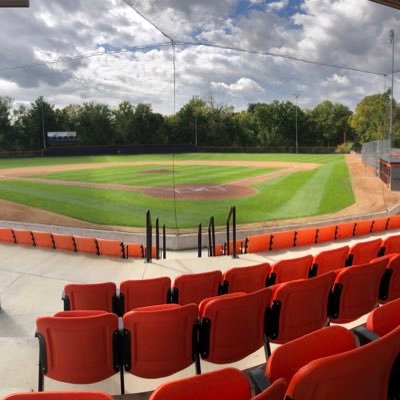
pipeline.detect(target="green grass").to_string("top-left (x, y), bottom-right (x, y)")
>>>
top-left (0, 153), bottom-right (354, 229)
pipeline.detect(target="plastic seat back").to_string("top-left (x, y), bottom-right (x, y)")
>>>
top-left (348, 238), bottom-right (382, 265)
top-left (270, 230), bottom-right (296, 251)
top-left (63, 282), bottom-right (117, 313)
top-left (269, 272), bottom-right (335, 344)
top-left (13, 229), bottom-right (34, 246)
top-left (367, 297), bottom-right (400, 337)
top-left (97, 239), bottom-right (124, 258)
top-left (382, 234), bottom-right (400, 255)
top-left (36, 311), bottom-right (119, 385)
top-left (74, 236), bottom-right (99, 255)
top-left (295, 228), bottom-right (317, 247)
top-left (336, 222), bottom-right (356, 240)
top-left (120, 277), bottom-right (171, 313)
top-left (315, 225), bottom-right (337, 243)
top-left (353, 220), bottom-right (373, 236)
top-left (384, 254), bottom-right (400, 302)
top-left (0, 227), bottom-right (15, 243)
top-left (52, 234), bottom-right (76, 251)
top-left (387, 215), bottom-right (400, 230)
top-left (328, 258), bottom-right (388, 323)
top-left (222, 263), bottom-right (270, 293)
top-left (124, 243), bottom-right (144, 258)
top-left (269, 255), bottom-right (313, 285)
top-left (2, 393), bottom-right (113, 400)
top-left (225, 240), bottom-right (244, 256)
top-left (372, 217), bottom-right (389, 233)
top-left (311, 245), bottom-right (349, 276)
top-left (199, 288), bottom-right (272, 364)
top-left (123, 303), bottom-right (198, 378)
top-left (32, 231), bottom-right (55, 249)
top-left (172, 270), bottom-right (222, 305)
top-left (245, 234), bottom-right (272, 253)
top-left (286, 325), bottom-right (400, 400)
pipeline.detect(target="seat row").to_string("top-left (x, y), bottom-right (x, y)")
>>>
top-left (0, 227), bottom-right (148, 258)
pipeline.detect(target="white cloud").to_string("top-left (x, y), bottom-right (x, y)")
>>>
top-left (266, 1), bottom-right (289, 12)
top-left (211, 77), bottom-right (265, 95)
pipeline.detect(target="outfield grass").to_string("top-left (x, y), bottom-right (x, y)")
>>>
top-left (0, 153), bottom-right (354, 229)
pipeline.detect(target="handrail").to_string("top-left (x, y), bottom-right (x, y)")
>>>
top-left (156, 217), bottom-right (160, 260)
top-left (226, 205), bottom-right (238, 258)
top-left (208, 216), bottom-right (216, 257)
top-left (162, 224), bottom-right (166, 259)
top-left (146, 209), bottom-right (152, 262)
top-left (198, 223), bottom-right (202, 258)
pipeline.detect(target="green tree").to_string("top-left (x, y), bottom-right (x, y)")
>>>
top-left (0, 96), bottom-right (13, 149)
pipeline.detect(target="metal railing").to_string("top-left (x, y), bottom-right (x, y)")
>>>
top-left (208, 216), bottom-right (216, 257)
top-left (226, 205), bottom-right (238, 258)
top-left (145, 209), bottom-right (166, 262)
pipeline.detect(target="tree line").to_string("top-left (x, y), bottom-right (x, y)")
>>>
top-left (0, 91), bottom-right (399, 152)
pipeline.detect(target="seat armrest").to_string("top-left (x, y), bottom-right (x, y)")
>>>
top-left (250, 366), bottom-right (272, 394)
top-left (352, 325), bottom-right (380, 346)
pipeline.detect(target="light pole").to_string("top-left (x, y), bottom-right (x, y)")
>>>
top-left (194, 112), bottom-right (198, 148)
top-left (389, 29), bottom-right (395, 154)
top-left (293, 93), bottom-right (299, 154)
top-left (41, 99), bottom-right (46, 150)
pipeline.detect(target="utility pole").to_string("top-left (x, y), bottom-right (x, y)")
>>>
top-left (293, 93), bottom-right (299, 154)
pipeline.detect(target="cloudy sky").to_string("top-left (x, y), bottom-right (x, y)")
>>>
top-left (0, 0), bottom-right (399, 114)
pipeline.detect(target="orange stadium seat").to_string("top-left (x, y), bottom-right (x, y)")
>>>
top-left (371, 216), bottom-right (389, 233)
top-left (224, 239), bottom-right (244, 255)
top-left (295, 227), bottom-right (317, 247)
top-left (97, 238), bottom-right (124, 258)
top-left (214, 243), bottom-right (225, 256)
top-left (122, 304), bottom-right (199, 378)
top-left (270, 230), bottom-right (296, 251)
top-left (32, 231), bottom-right (54, 249)
top-left (310, 245), bottom-right (349, 277)
top-left (119, 277), bottom-right (171, 313)
top-left (315, 225), bottom-right (337, 243)
top-left (371, 254), bottom-right (400, 303)
top-left (382, 234), bottom-right (400, 255)
top-left (74, 236), bottom-right (99, 255)
top-left (336, 221), bottom-right (356, 240)
top-left (347, 238), bottom-right (382, 265)
top-left (353, 220), bottom-right (373, 236)
top-left (328, 258), bottom-right (388, 323)
top-left (13, 229), bottom-right (34, 246)
top-left (198, 288), bottom-right (271, 366)
top-left (387, 214), bottom-right (400, 230)
top-left (35, 310), bottom-right (119, 392)
top-left (63, 282), bottom-right (118, 314)
top-left (52, 233), bottom-right (76, 252)
top-left (124, 243), bottom-right (144, 258)
top-left (149, 368), bottom-right (287, 400)
top-left (171, 270), bottom-right (222, 305)
top-left (221, 263), bottom-right (270, 294)
top-left (366, 297), bottom-right (400, 337)
top-left (245, 233), bottom-right (272, 253)
top-left (2, 393), bottom-right (113, 400)
top-left (0, 227), bottom-right (15, 243)
top-left (267, 255), bottom-right (313, 285)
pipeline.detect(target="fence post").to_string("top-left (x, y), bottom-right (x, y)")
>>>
top-left (146, 209), bottom-right (152, 263)
top-left (198, 223), bottom-right (202, 258)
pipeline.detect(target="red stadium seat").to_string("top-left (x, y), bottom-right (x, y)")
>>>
top-left (74, 236), bottom-right (99, 255)
top-left (0, 227), bottom-right (15, 243)
top-left (378, 254), bottom-right (400, 303)
top-left (382, 234), bottom-right (400, 255)
top-left (198, 288), bottom-right (271, 365)
top-left (97, 239), bottom-right (124, 258)
top-left (347, 238), bottom-right (382, 265)
top-left (310, 245), bottom-right (349, 277)
top-left (214, 244), bottom-right (225, 256)
top-left (32, 231), bottom-right (54, 249)
top-left (222, 263), bottom-right (270, 293)
top-left (148, 368), bottom-right (287, 400)
top-left (13, 229), bottom-right (34, 246)
top-left (225, 240), bottom-right (244, 255)
top-left (328, 258), bottom-right (388, 323)
top-left (122, 303), bottom-right (199, 378)
top-left (353, 220), bottom-right (373, 236)
top-left (387, 214), bottom-right (400, 230)
top-left (35, 311), bottom-right (119, 391)
top-left (124, 243), bottom-right (144, 258)
top-left (63, 282), bottom-right (118, 314)
top-left (120, 277), bottom-right (171, 313)
top-left (52, 234), bottom-right (76, 252)
top-left (2, 393), bottom-right (113, 400)
top-left (335, 221), bottom-right (356, 240)
top-left (285, 325), bottom-right (400, 400)
top-left (371, 216), bottom-right (389, 233)
top-left (268, 255), bottom-right (313, 285)
top-left (315, 225), bottom-right (337, 243)
top-left (295, 228), bottom-right (317, 247)
top-left (270, 230), bottom-right (296, 251)
top-left (367, 297), bottom-right (400, 337)
top-left (171, 270), bottom-right (222, 305)
top-left (245, 234), bottom-right (272, 253)
top-left (268, 272), bottom-right (335, 345)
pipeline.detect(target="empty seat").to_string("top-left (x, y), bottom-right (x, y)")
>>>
top-left (221, 263), bottom-right (270, 294)
top-left (387, 214), bottom-right (400, 230)
top-left (347, 238), bottom-right (382, 265)
top-left (268, 255), bottom-right (313, 285)
top-left (74, 236), bottom-right (98, 255)
top-left (63, 282), bottom-right (118, 314)
top-left (52, 234), bottom-right (76, 252)
top-left (270, 230), bottom-right (296, 251)
top-left (382, 234), bottom-right (400, 255)
top-left (0, 227), bottom-right (15, 243)
top-left (35, 310), bottom-right (120, 391)
top-left (375, 254), bottom-right (400, 303)
top-left (120, 277), bottom-right (171, 313)
top-left (315, 225), bottom-right (337, 243)
top-left (213, 244), bottom-right (225, 257)
top-left (335, 222), bottom-right (355, 240)
top-left (124, 243), bottom-right (144, 258)
top-left (225, 240), bottom-right (244, 255)
top-left (148, 368), bottom-right (287, 400)
top-left (245, 234), bottom-right (272, 253)
top-left (310, 245), bottom-right (349, 277)
top-left (32, 231), bottom-right (54, 249)
top-left (285, 325), bottom-right (400, 400)
top-left (171, 270), bottom-right (222, 305)
top-left (328, 258), bottom-right (388, 323)
top-left (367, 297), bottom-right (400, 337)
top-left (295, 228), bottom-right (317, 247)
top-left (268, 272), bottom-right (335, 345)
top-left (97, 239), bottom-right (124, 258)
top-left (354, 220), bottom-right (373, 236)
top-left (372, 217), bottom-right (389, 233)
top-left (2, 393), bottom-right (113, 400)
top-left (122, 303), bottom-right (199, 378)
top-left (13, 229), bottom-right (34, 246)
top-left (198, 288), bottom-right (271, 365)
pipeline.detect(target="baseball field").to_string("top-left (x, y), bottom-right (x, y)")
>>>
top-left (0, 153), bottom-right (359, 230)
